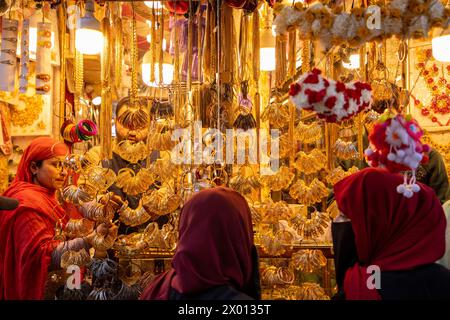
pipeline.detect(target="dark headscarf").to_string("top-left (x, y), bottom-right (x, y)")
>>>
top-left (334, 167), bottom-right (446, 299)
top-left (141, 187), bottom-right (260, 300)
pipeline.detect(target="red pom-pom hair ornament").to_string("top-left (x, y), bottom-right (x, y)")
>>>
top-left (289, 68), bottom-right (372, 123)
top-left (365, 114), bottom-right (430, 198)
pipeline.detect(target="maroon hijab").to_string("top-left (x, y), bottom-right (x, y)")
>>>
top-left (141, 187), bottom-right (257, 299)
top-left (334, 167), bottom-right (446, 299)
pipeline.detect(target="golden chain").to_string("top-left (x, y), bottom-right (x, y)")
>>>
top-left (131, 3), bottom-right (138, 104)
top-left (159, 10), bottom-right (164, 85)
top-left (114, 15), bottom-right (123, 90)
top-left (151, 6), bottom-right (157, 84)
top-left (74, 49), bottom-right (83, 96)
top-left (301, 40), bottom-right (310, 74)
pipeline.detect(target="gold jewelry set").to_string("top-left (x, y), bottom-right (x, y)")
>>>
top-left (293, 282), bottom-right (330, 300)
top-left (295, 121), bottom-right (323, 144)
top-left (261, 102), bottom-right (290, 129)
top-left (260, 166), bottom-right (295, 191)
top-left (333, 139), bottom-right (359, 160)
top-left (85, 166), bottom-right (117, 192)
top-left (10, 94), bottom-right (44, 128)
top-left (63, 218), bottom-right (94, 239)
top-left (115, 213), bottom-right (179, 254)
top-left (290, 209), bottom-right (330, 240)
top-left (229, 165), bottom-right (262, 195)
top-left (259, 231), bottom-right (288, 256)
top-left (293, 149), bottom-right (327, 175)
top-left (291, 249), bottom-right (327, 273)
top-left (60, 248), bottom-right (91, 269)
top-left (113, 140), bottom-right (148, 164)
top-left (116, 106), bottom-right (150, 131)
top-left (64, 150), bottom-right (100, 173)
top-left (91, 225), bottom-right (119, 251)
top-left (115, 167), bottom-right (156, 196)
top-left (118, 199), bottom-right (153, 227)
top-left (261, 265), bottom-right (295, 287)
top-left (260, 200), bottom-right (294, 224)
top-left (147, 122), bottom-right (175, 151)
top-left (325, 166), bottom-right (359, 186)
top-left (61, 184), bottom-right (95, 205)
top-left (279, 133), bottom-right (294, 158)
top-left (80, 193), bottom-right (122, 224)
top-left (289, 178), bottom-right (329, 205)
top-left (141, 186), bottom-right (181, 216)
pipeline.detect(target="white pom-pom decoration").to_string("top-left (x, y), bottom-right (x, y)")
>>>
top-left (397, 184), bottom-right (406, 193)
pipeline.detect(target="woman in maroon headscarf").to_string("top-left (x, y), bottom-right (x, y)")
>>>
top-left (0, 137), bottom-right (100, 300)
top-left (332, 167), bottom-right (450, 300)
top-left (140, 187), bottom-right (261, 300)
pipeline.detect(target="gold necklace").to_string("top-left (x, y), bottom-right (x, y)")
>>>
top-left (10, 94), bottom-right (44, 127)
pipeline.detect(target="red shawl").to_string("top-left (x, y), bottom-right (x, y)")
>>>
top-left (0, 137), bottom-right (69, 299)
top-left (334, 167), bottom-right (446, 300)
top-left (141, 187), bottom-right (255, 300)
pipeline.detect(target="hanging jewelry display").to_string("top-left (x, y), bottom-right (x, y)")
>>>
top-left (19, 19), bottom-right (30, 94)
top-left (36, 21), bottom-right (52, 95)
top-left (260, 166), bottom-right (295, 191)
top-left (141, 186), bottom-right (181, 216)
top-left (60, 248), bottom-right (91, 269)
top-left (113, 140), bottom-right (148, 164)
top-left (289, 178), bottom-right (329, 205)
top-left (291, 249), bottom-right (327, 273)
top-left (115, 167), bottom-right (155, 196)
top-left (100, 7), bottom-right (113, 159)
top-left (261, 101), bottom-right (290, 129)
top-left (260, 200), bottom-right (294, 224)
top-left (229, 165), bottom-right (262, 195)
top-left (333, 139), bottom-right (359, 160)
top-left (290, 207), bottom-right (330, 240)
top-left (0, 18), bottom-right (18, 92)
top-left (62, 184), bottom-right (96, 205)
top-left (326, 166), bottom-right (359, 186)
top-left (118, 199), bottom-right (153, 227)
top-left (63, 218), bottom-right (95, 239)
top-left (233, 81), bottom-right (256, 130)
top-left (295, 121), bottom-right (323, 143)
top-left (293, 149), bottom-right (327, 175)
top-left (294, 282), bottom-right (329, 300)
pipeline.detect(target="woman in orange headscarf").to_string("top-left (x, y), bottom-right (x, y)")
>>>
top-left (0, 137), bottom-right (100, 300)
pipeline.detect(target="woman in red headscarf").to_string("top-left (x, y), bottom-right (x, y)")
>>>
top-left (0, 137), bottom-right (101, 300)
top-left (140, 187), bottom-right (260, 300)
top-left (332, 167), bottom-right (450, 300)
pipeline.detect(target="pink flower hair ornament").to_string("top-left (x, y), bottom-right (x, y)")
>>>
top-left (364, 113), bottom-right (431, 198)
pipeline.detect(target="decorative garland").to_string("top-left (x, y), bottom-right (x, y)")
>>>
top-left (272, 1), bottom-right (450, 50)
top-left (412, 48), bottom-right (450, 126)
